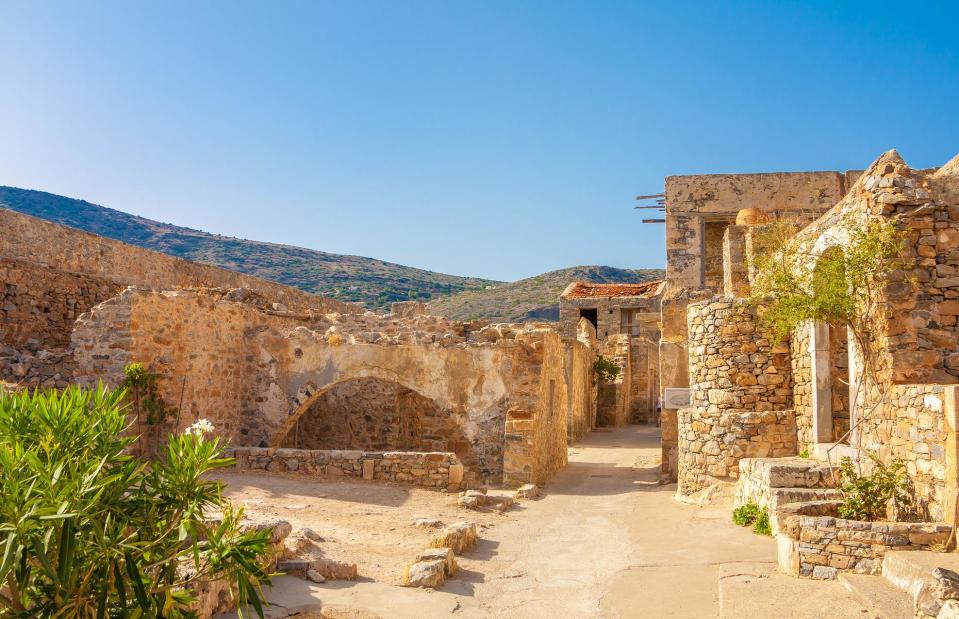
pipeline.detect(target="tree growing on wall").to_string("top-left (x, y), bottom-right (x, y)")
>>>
top-left (747, 215), bottom-right (909, 455)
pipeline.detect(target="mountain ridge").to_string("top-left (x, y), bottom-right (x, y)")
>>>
top-left (0, 185), bottom-right (664, 318)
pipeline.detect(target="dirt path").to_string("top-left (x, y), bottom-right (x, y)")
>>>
top-left (218, 425), bottom-right (862, 618)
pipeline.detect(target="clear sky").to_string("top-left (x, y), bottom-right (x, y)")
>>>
top-left (1, 1), bottom-right (957, 281)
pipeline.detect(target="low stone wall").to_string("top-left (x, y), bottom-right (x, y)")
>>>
top-left (778, 513), bottom-right (952, 579)
top-left (230, 447), bottom-right (466, 491)
top-left (677, 408), bottom-right (797, 496)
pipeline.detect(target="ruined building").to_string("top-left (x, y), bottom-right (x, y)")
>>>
top-left (0, 208), bottom-right (599, 489)
top-left (658, 166), bottom-right (863, 477)
top-left (559, 280), bottom-right (664, 425)
top-left (664, 150), bottom-right (959, 580)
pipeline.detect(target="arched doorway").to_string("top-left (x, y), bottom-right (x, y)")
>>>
top-left (276, 377), bottom-right (472, 459)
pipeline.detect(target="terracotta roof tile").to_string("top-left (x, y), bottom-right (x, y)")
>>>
top-left (561, 280), bottom-right (665, 299)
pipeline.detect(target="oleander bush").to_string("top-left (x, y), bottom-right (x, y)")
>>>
top-left (0, 385), bottom-right (271, 618)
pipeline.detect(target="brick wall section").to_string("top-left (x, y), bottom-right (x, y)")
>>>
top-left (230, 447), bottom-right (466, 491)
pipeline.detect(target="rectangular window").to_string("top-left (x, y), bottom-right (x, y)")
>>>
top-left (548, 379), bottom-right (556, 418)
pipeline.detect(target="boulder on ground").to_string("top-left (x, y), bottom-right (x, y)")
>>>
top-left (458, 490), bottom-right (513, 512)
top-left (311, 557), bottom-right (358, 580)
top-left (411, 517), bottom-right (444, 528)
top-left (306, 568), bottom-right (326, 583)
top-left (430, 522), bottom-right (478, 554)
top-left (302, 528), bottom-right (324, 541)
top-left (514, 483), bottom-right (540, 499)
top-left (402, 558), bottom-right (448, 588)
top-left (246, 518), bottom-right (292, 543)
top-left (415, 547), bottom-right (458, 576)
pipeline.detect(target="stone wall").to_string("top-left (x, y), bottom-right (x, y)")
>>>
top-left (677, 408), bottom-right (797, 495)
top-left (0, 258), bottom-right (119, 349)
top-left (230, 447), bottom-right (465, 491)
top-left (663, 171), bottom-right (852, 291)
top-left (687, 298), bottom-right (791, 412)
top-left (597, 335), bottom-right (631, 427)
top-left (566, 321), bottom-right (596, 442)
top-left (502, 329), bottom-right (576, 487)
top-left (72, 287), bottom-right (584, 487)
top-left (0, 208), bottom-right (357, 353)
top-left (275, 377), bottom-right (471, 457)
top-left (778, 512), bottom-right (951, 579)
top-left (660, 170), bottom-right (855, 479)
top-left (677, 297), bottom-right (798, 495)
top-left (859, 384), bottom-right (949, 521)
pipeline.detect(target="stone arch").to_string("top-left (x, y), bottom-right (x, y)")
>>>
top-left (276, 376), bottom-right (465, 455)
top-left (272, 364), bottom-right (446, 446)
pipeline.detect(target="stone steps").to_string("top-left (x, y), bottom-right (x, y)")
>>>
top-left (741, 457), bottom-right (837, 490)
top-left (838, 573), bottom-right (913, 619)
top-left (768, 487), bottom-right (842, 510)
top-left (882, 550), bottom-right (959, 617)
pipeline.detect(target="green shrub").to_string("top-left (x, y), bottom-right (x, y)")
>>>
top-left (733, 500), bottom-right (761, 526)
top-left (837, 454), bottom-right (912, 521)
top-left (592, 356), bottom-right (621, 382)
top-left (753, 508), bottom-right (772, 536)
top-left (0, 385), bottom-right (271, 617)
top-left (799, 449), bottom-right (810, 459)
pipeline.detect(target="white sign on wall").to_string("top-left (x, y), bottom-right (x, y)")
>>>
top-left (663, 388), bottom-right (690, 409)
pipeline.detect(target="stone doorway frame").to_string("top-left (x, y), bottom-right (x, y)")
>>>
top-left (809, 321), bottom-right (859, 449)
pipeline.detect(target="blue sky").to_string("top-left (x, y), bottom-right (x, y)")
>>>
top-left (1, 1), bottom-right (957, 281)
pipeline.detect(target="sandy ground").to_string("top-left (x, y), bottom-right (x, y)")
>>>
top-left (217, 425), bottom-right (868, 618)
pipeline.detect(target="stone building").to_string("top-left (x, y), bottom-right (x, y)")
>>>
top-left (658, 168), bottom-right (863, 478)
top-left (0, 208), bottom-right (599, 488)
top-left (669, 150), bottom-right (959, 580)
top-left (559, 281), bottom-right (664, 425)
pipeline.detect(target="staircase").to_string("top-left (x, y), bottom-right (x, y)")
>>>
top-left (839, 550), bottom-right (959, 618)
top-left (736, 457), bottom-right (842, 534)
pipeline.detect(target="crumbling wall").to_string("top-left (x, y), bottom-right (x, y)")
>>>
top-left (231, 447), bottom-right (465, 491)
top-left (502, 329), bottom-right (576, 487)
top-left (72, 288), bottom-right (578, 487)
top-left (0, 208), bottom-right (356, 355)
top-left (596, 335), bottom-right (631, 427)
top-left (0, 258), bottom-right (119, 349)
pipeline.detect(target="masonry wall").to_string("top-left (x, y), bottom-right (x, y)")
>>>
top-left (660, 171), bottom-right (853, 480)
top-left (231, 447), bottom-right (466, 491)
top-left (0, 208), bottom-right (356, 355)
top-left (0, 258), bottom-right (119, 349)
top-left (678, 297), bottom-right (798, 495)
top-left (72, 288), bottom-right (580, 487)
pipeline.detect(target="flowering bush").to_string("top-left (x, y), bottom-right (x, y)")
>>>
top-left (0, 385), bottom-right (271, 617)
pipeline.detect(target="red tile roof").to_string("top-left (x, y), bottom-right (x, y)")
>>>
top-left (561, 280), bottom-right (665, 299)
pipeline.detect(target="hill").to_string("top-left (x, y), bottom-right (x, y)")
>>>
top-left (0, 186), bottom-right (499, 311)
top-left (427, 265), bottom-right (665, 323)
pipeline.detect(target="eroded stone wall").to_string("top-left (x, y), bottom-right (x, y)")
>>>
top-left (0, 258), bottom-right (119, 349)
top-left (72, 287), bottom-right (584, 486)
